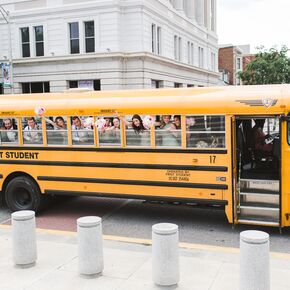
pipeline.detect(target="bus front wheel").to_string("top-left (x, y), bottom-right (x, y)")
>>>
top-left (5, 176), bottom-right (42, 212)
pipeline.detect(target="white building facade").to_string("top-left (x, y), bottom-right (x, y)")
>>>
top-left (0, 0), bottom-right (218, 94)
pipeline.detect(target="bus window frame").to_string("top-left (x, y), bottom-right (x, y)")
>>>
top-left (70, 115), bottom-right (96, 147)
top-left (124, 115), bottom-right (152, 148)
top-left (155, 114), bottom-right (182, 149)
top-left (0, 117), bottom-right (20, 146)
top-left (97, 116), bottom-right (123, 148)
top-left (185, 114), bottom-right (227, 150)
top-left (45, 116), bottom-right (69, 147)
top-left (22, 116), bottom-right (44, 147)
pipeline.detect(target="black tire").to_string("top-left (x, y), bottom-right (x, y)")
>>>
top-left (5, 176), bottom-right (43, 212)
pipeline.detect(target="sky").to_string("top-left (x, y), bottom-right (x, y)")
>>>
top-left (217, 0), bottom-right (290, 53)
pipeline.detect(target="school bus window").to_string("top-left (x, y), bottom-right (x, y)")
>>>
top-left (97, 116), bottom-right (121, 147)
top-left (22, 116), bottom-right (43, 145)
top-left (288, 121), bottom-right (290, 145)
top-left (155, 115), bottom-right (181, 147)
top-left (45, 116), bottom-right (68, 145)
top-left (125, 114), bottom-right (151, 147)
top-left (71, 116), bottom-right (94, 146)
top-left (186, 115), bottom-right (226, 148)
top-left (0, 117), bottom-right (19, 144)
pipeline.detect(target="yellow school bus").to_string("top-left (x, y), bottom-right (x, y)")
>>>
top-left (0, 84), bottom-right (290, 227)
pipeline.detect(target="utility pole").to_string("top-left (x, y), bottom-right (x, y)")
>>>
top-left (0, 5), bottom-right (14, 94)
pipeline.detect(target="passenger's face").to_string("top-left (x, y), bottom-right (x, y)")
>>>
top-left (28, 119), bottom-right (36, 128)
top-left (163, 115), bottom-right (171, 124)
top-left (174, 117), bottom-right (181, 127)
top-left (73, 118), bottom-right (81, 127)
top-left (56, 118), bottom-right (65, 127)
top-left (187, 117), bottom-right (195, 126)
top-left (132, 118), bottom-right (140, 127)
top-left (105, 118), bottom-right (110, 125)
top-left (4, 120), bottom-right (12, 129)
top-left (113, 118), bottom-right (120, 128)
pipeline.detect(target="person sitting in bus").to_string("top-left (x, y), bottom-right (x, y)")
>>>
top-left (159, 115), bottom-right (172, 130)
top-left (23, 117), bottom-right (42, 144)
top-left (131, 114), bottom-right (147, 134)
top-left (71, 116), bottom-right (91, 143)
top-left (46, 116), bottom-right (67, 130)
top-left (1, 118), bottom-right (18, 142)
top-left (170, 115), bottom-right (182, 146)
top-left (121, 114), bottom-right (150, 146)
top-left (45, 116), bottom-right (68, 145)
top-left (105, 117), bottom-right (121, 144)
top-left (252, 119), bottom-right (273, 154)
top-left (157, 115), bottom-right (180, 147)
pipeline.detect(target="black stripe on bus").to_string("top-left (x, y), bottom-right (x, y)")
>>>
top-left (0, 146), bottom-right (227, 154)
top-left (0, 160), bottom-right (228, 172)
top-left (37, 176), bottom-right (228, 190)
top-left (44, 189), bottom-right (228, 206)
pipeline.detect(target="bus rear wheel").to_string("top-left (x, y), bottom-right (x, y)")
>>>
top-left (5, 176), bottom-right (42, 212)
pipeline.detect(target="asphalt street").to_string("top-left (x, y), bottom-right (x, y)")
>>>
top-left (1, 196), bottom-right (290, 253)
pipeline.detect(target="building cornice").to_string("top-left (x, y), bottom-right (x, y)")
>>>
top-left (11, 52), bottom-right (219, 77)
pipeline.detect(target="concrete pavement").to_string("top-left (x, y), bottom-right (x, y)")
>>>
top-left (0, 225), bottom-right (290, 290)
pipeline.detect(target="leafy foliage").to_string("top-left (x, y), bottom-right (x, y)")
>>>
top-left (238, 46), bottom-right (290, 85)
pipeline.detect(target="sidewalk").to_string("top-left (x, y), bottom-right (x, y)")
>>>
top-left (0, 225), bottom-right (290, 290)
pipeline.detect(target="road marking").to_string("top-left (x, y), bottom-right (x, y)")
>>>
top-left (1, 224), bottom-right (289, 259)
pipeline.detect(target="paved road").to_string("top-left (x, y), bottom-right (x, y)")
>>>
top-left (1, 196), bottom-right (290, 253)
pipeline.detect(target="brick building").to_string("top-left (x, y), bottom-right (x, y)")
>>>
top-left (218, 45), bottom-right (244, 85)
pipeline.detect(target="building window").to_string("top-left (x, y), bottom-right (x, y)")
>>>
top-left (151, 24), bottom-right (161, 55)
top-left (211, 52), bottom-right (216, 71)
top-left (237, 57), bottom-right (241, 70)
top-left (22, 82), bottom-right (50, 94)
top-left (178, 37), bottom-right (182, 61)
top-left (198, 47), bottom-right (204, 68)
top-left (210, 0), bottom-right (215, 31)
top-left (174, 35), bottom-right (182, 61)
top-left (157, 26), bottom-right (161, 54)
top-left (69, 22), bottom-right (80, 54)
top-left (68, 80), bottom-right (101, 91)
top-left (187, 42), bottom-right (194, 65)
top-left (84, 21), bottom-right (95, 53)
top-left (174, 83), bottom-right (182, 88)
top-left (187, 41), bottom-right (190, 64)
top-left (151, 24), bottom-right (156, 53)
top-left (21, 27), bottom-right (30, 58)
top-left (151, 80), bottom-right (163, 89)
top-left (191, 43), bottom-right (194, 65)
top-left (174, 35), bottom-right (178, 60)
top-left (34, 26), bottom-right (44, 57)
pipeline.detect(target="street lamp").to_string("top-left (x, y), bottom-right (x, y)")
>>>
top-left (0, 5), bottom-right (13, 94)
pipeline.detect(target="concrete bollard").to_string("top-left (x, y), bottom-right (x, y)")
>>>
top-left (240, 230), bottom-right (270, 290)
top-left (152, 223), bottom-right (179, 286)
top-left (77, 216), bottom-right (103, 276)
top-left (12, 210), bottom-right (37, 267)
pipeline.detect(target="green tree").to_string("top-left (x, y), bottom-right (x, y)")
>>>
top-left (238, 46), bottom-right (290, 85)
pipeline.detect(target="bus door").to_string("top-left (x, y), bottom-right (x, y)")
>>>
top-left (234, 116), bottom-right (280, 226)
top-left (281, 115), bottom-right (290, 227)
